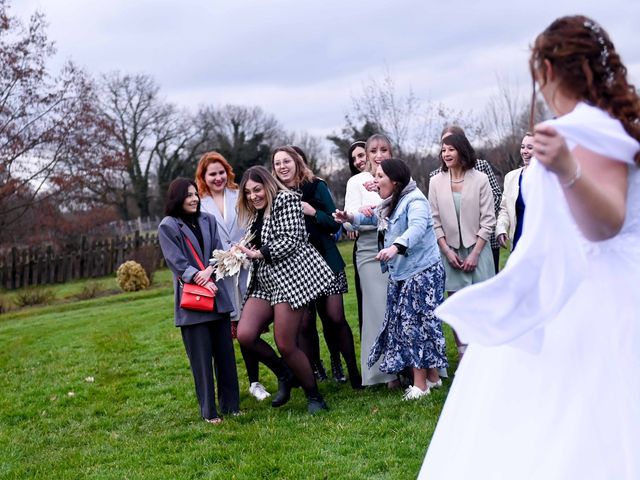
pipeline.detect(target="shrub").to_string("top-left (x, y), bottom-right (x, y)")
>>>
top-left (14, 287), bottom-right (56, 307)
top-left (74, 281), bottom-right (104, 300)
top-left (0, 294), bottom-right (13, 314)
top-left (116, 261), bottom-right (150, 292)
top-left (131, 244), bottom-right (160, 284)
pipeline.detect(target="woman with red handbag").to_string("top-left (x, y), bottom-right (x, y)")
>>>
top-left (158, 177), bottom-right (240, 425)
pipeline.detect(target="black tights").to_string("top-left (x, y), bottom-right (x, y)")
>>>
top-left (239, 345), bottom-right (260, 384)
top-left (299, 303), bottom-right (340, 368)
top-left (299, 294), bottom-right (361, 386)
top-left (237, 298), bottom-right (317, 391)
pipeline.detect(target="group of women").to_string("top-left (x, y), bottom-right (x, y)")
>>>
top-left (157, 106), bottom-right (550, 422)
top-left (158, 111), bottom-right (533, 421)
top-left (155, 13), bottom-right (640, 478)
top-left (158, 142), bottom-right (367, 422)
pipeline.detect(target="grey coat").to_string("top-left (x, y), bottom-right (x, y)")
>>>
top-left (200, 189), bottom-right (249, 319)
top-left (158, 213), bottom-right (234, 327)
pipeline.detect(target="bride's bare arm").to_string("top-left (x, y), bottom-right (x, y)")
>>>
top-left (534, 124), bottom-right (628, 241)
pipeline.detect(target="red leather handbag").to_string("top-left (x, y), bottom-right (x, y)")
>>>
top-left (179, 236), bottom-right (215, 312)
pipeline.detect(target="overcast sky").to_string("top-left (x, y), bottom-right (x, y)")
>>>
top-left (12, 0), bottom-right (640, 143)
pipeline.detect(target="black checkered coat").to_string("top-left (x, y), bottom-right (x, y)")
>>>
top-left (246, 190), bottom-right (334, 310)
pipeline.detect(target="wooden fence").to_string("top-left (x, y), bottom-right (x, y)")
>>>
top-left (0, 232), bottom-right (163, 290)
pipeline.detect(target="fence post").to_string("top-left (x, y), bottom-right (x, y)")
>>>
top-left (11, 247), bottom-right (17, 290)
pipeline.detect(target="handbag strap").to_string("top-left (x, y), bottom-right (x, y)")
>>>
top-left (183, 235), bottom-right (207, 271)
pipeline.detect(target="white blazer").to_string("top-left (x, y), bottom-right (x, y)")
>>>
top-left (200, 188), bottom-right (248, 319)
top-left (496, 167), bottom-right (524, 243)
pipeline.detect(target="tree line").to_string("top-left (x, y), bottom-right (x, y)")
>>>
top-left (0, 1), bottom-right (539, 249)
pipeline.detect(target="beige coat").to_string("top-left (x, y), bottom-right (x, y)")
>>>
top-left (496, 167), bottom-right (524, 242)
top-left (428, 169), bottom-right (496, 249)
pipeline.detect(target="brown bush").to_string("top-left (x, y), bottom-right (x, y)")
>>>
top-left (116, 261), bottom-right (150, 292)
top-left (14, 287), bottom-right (56, 307)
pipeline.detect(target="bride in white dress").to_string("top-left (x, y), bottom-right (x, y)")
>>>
top-left (420, 16), bottom-right (640, 479)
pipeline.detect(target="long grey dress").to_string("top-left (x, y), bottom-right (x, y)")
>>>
top-left (356, 230), bottom-right (396, 386)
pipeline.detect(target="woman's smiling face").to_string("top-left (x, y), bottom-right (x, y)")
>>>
top-left (272, 151), bottom-right (298, 187)
top-left (367, 139), bottom-right (392, 167)
top-left (520, 134), bottom-right (534, 166)
top-left (244, 179), bottom-right (267, 210)
top-left (351, 146), bottom-right (367, 172)
top-left (440, 144), bottom-right (460, 169)
top-left (205, 161), bottom-right (228, 194)
top-left (182, 185), bottom-right (200, 214)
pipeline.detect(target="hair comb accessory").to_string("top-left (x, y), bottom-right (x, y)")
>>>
top-left (583, 19), bottom-right (614, 86)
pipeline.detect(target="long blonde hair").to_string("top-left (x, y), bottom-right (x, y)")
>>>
top-left (236, 166), bottom-right (288, 226)
top-left (364, 133), bottom-right (394, 174)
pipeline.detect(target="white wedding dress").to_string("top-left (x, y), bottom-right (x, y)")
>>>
top-left (419, 103), bottom-right (640, 479)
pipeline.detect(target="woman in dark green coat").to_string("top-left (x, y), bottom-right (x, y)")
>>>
top-left (272, 146), bottom-right (362, 389)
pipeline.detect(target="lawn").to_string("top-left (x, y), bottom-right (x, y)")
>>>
top-left (0, 241), bottom-right (488, 479)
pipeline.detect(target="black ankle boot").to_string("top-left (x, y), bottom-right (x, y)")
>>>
top-left (271, 366), bottom-right (294, 408)
top-left (312, 360), bottom-right (328, 381)
top-left (331, 357), bottom-right (346, 383)
top-left (305, 386), bottom-right (328, 414)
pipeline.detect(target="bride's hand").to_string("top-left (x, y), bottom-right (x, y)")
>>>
top-left (534, 124), bottom-right (577, 183)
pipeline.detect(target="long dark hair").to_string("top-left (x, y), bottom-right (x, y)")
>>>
top-left (530, 15), bottom-right (640, 164)
top-left (380, 159), bottom-right (411, 216)
top-left (440, 134), bottom-right (476, 171)
top-left (347, 140), bottom-right (366, 175)
top-left (165, 177), bottom-right (200, 217)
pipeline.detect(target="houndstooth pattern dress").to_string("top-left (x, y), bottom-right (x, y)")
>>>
top-left (246, 190), bottom-right (334, 310)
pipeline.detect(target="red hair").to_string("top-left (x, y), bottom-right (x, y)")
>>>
top-left (530, 15), bottom-right (640, 164)
top-left (195, 152), bottom-right (238, 196)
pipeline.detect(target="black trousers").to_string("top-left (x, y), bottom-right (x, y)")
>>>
top-left (181, 319), bottom-right (240, 419)
top-left (492, 247), bottom-right (500, 274)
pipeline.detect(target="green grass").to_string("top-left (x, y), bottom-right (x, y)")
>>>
top-left (0, 242), bottom-right (464, 479)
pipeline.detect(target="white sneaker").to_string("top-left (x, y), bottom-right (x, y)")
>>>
top-left (249, 382), bottom-right (271, 401)
top-left (402, 385), bottom-right (430, 400)
top-left (426, 378), bottom-right (443, 389)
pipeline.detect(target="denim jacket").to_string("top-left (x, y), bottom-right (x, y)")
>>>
top-left (353, 188), bottom-right (441, 281)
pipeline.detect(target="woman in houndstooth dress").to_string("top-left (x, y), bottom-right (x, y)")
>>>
top-left (235, 166), bottom-right (335, 414)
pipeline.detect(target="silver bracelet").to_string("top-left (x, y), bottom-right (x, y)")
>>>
top-left (560, 163), bottom-right (582, 189)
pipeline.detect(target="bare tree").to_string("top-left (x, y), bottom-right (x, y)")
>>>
top-left (279, 130), bottom-right (327, 173)
top-left (100, 72), bottom-right (183, 218)
top-left (152, 109), bottom-right (206, 212)
top-left (351, 69), bottom-right (421, 155)
top-left (0, 4), bottom-right (100, 228)
top-left (195, 105), bottom-right (283, 181)
top-left (349, 68), bottom-right (467, 157)
top-left (480, 76), bottom-right (548, 175)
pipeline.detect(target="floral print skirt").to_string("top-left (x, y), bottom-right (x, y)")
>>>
top-left (368, 261), bottom-right (448, 373)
